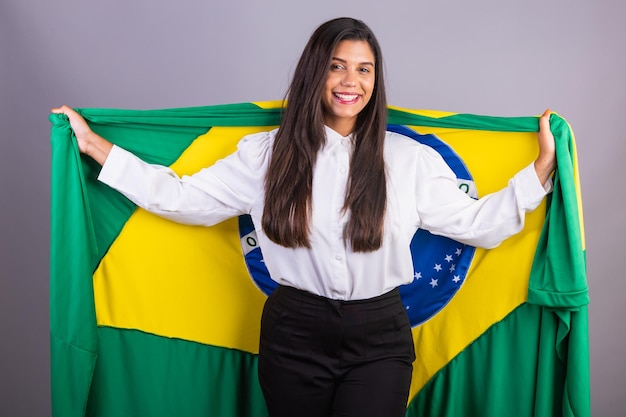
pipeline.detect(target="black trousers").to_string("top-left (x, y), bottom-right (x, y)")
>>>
top-left (258, 285), bottom-right (415, 417)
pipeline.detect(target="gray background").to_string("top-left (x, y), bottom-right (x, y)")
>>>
top-left (1, 0), bottom-right (624, 415)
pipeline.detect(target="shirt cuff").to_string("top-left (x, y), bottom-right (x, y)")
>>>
top-left (514, 162), bottom-right (553, 211)
top-left (97, 144), bottom-right (135, 188)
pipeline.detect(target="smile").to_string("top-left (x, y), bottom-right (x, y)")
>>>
top-left (334, 93), bottom-right (360, 103)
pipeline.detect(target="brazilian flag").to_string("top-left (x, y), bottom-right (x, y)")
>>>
top-left (49, 102), bottom-right (589, 417)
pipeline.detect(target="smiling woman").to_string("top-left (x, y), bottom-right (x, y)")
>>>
top-left (263, 18), bottom-right (390, 257)
top-left (52, 16), bottom-right (556, 417)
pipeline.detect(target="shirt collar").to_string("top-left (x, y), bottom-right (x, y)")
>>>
top-left (323, 125), bottom-right (353, 151)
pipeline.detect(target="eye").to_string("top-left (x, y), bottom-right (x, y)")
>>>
top-left (359, 67), bottom-right (371, 73)
top-left (330, 63), bottom-right (345, 71)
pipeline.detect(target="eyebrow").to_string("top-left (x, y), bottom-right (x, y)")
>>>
top-left (331, 57), bottom-right (375, 67)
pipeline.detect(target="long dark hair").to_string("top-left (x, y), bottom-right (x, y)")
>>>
top-left (262, 17), bottom-right (388, 252)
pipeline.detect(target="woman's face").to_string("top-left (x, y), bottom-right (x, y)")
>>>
top-left (322, 40), bottom-right (375, 137)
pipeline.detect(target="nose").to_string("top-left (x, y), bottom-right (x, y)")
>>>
top-left (341, 71), bottom-right (357, 87)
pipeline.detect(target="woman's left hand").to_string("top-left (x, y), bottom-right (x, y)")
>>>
top-left (534, 109), bottom-right (556, 185)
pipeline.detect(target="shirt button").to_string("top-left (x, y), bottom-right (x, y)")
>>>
top-left (339, 167), bottom-right (347, 174)
top-left (335, 255), bottom-right (343, 261)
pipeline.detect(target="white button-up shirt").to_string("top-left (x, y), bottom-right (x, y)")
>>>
top-left (98, 126), bottom-right (550, 300)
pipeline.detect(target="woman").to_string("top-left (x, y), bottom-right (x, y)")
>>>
top-left (53, 17), bottom-right (555, 417)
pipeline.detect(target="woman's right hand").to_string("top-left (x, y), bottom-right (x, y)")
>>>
top-left (51, 105), bottom-right (113, 165)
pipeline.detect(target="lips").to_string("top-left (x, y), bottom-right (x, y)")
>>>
top-left (334, 93), bottom-right (360, 104)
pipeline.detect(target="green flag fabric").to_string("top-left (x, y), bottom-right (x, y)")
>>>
top-left (49, 102), bottom-right (589, 417)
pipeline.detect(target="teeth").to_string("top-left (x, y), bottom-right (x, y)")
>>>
top-left (335, 93), bottom-right (358, 101)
